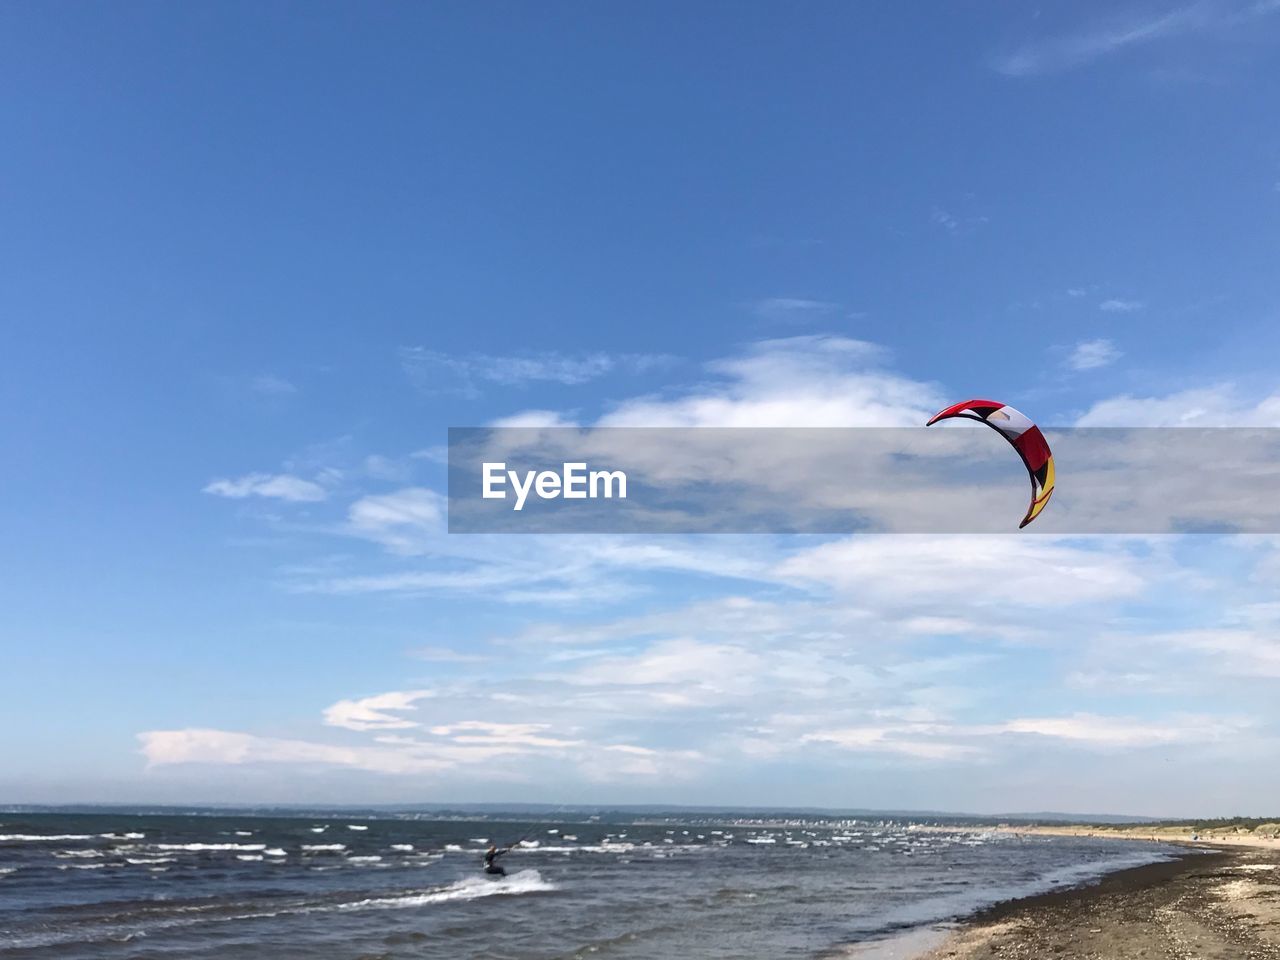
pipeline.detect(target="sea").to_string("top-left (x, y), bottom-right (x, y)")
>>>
top-left (0, 812), bottom-right (1179, 959)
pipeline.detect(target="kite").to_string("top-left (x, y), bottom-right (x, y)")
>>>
top-left (926, 399), bottom-right (1055, 528)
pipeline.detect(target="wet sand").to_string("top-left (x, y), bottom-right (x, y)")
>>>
top-left (917, 845), bottom-right (1280, 959)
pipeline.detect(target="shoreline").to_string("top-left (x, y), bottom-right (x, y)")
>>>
top-left (907, 821), bottom-right (1280, 851)
top-left (887, 843), bottom-right (1280, 959)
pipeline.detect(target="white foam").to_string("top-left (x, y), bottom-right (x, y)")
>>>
top-left (302, 844), bottom-right (346, 852)
top-left (336, 870), bottom-right (555, 911)
top-left (99, 832), bottom-right (145, 840)
top-left (153, 843), bottom-right (266, 852)
top-left (390, 844), bottom-right (414, 852)
top-left (236, 854), bottom-right (263, 862)
top-left (0, 867), bottom-right (16, 877)
top-left (0, 834), bottom-right (93, 841)
top-left (347, 825), bottom-right (369, 831)
top-left (265, 848), bottom-right (287, 857)
top-left (348, 855), bottom-right (382, 863)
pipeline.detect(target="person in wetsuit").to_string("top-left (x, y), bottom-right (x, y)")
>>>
top-left (482, 843), bottom-right (509, 875)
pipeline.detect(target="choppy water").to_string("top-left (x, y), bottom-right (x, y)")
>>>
top-left (0, 813), bottom-right (1175, 958)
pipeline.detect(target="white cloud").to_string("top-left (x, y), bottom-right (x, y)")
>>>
top-left (487, 410), bottom-right (579, 429)
top-left (1100, 298), bottom-right (1145, 313)
top-left (323, 690), bottom-right (434, 731)
top-left (777, 536), bottom-right (1147, 607)
top-left (139, 729), bottom-right (455, 774)
top-left (801, 726), bottom-right (981, 761)
top-left (1076, 385), bottom-right (1280, 426)
top-left (203, 473), bottom-right (327, 502)
top-left (1148, 628), bottom-right (1280, 678)
top-left (346, 488), bottom-right (446, 553)
top-left (1067, 338), bottom-right (1121, 370)
top-left (998, 713), bottom-right (1244, 748)
top-left (598, 335), bottom-right (940, 428)
top-left (800, 712), bottom-right (1245, 759)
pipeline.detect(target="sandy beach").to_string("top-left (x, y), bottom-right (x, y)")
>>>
top-left (914, 842), bottom-right (1280, 959)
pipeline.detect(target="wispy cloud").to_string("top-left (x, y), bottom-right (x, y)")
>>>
top-left (992, 1), bottom-right (1280, 77)
top-left (345, 488), bottom-right (446, 554)
top-left (751, 297), bottom-right (839, 322)
top-left (400, 348), bottom-right (675, 398)
top-left (1100, 298), bottom-right (1146, 313)
top-left (249, 374), bottom-right (298, 396)
top-left (203, 473), bottom-right (327, 502)
top-left (931, 206), bottom-right (991, 237)
top-left (1067, 338), bottom-right (1122, 370)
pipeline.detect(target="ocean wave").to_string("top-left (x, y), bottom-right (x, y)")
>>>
top-left (302, 844), bottom-right (346, 852)
top-left (0, 833), bottom-right (93, 841)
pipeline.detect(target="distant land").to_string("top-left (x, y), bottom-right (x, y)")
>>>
top-left (0, 802), bottom-right (1167, 825)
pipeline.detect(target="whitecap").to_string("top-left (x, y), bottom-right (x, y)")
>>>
top-left (334, 870), bottom-right (555, 911)
top-left (153, 843), bottom-right (266, 852)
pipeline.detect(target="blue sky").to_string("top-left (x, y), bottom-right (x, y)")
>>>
top-left (3, 1), bottom-right (1280, 814)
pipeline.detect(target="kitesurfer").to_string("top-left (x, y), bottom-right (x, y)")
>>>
top-left (483, 842), bottom-right (512, 876)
